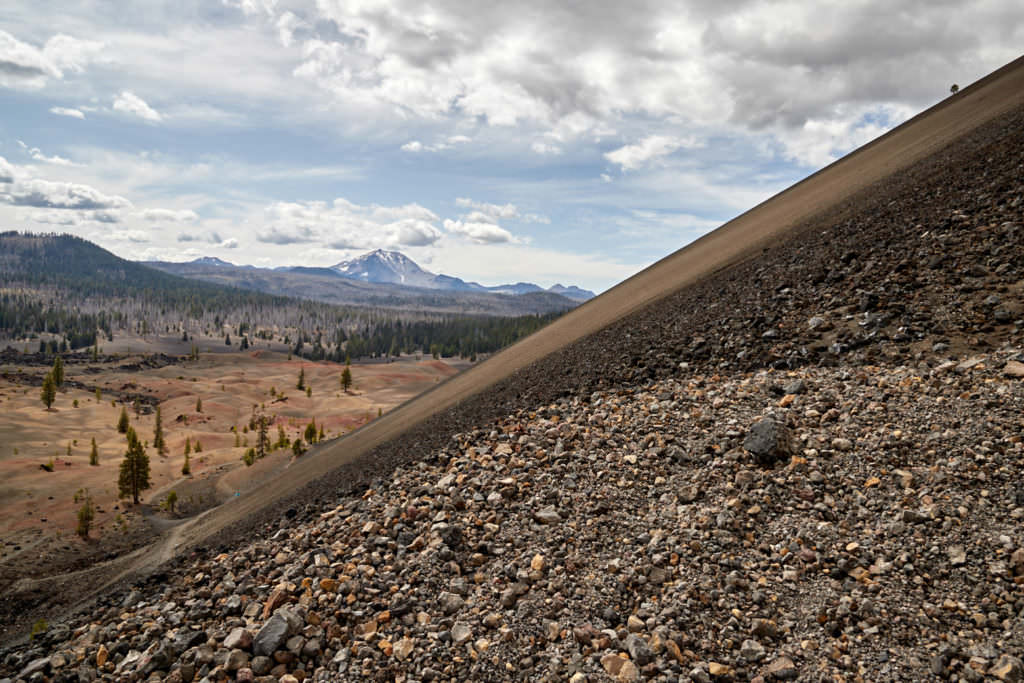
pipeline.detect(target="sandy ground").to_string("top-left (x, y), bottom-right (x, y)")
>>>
top-left (0, 342), bottom-right (459, 579)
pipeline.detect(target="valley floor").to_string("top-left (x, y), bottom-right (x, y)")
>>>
top-left (0, 343), bottom-right (460, 602)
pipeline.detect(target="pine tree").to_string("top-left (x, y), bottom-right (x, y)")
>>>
top-left (195, 397), bottom-right (202, 413)
top-left (304, 418), bottom-right (317, 444)
top-left (118, 427), bottom-right (151, 505)
top-left (153, 406), bottom-right (166, 456)
top-left (182, 451), bottom-right (191, 475)
top-left (52, 356), bottom-right (65, 389)
top-left (76, 494), bottom-right (94, 538)
top-left (184, 436), bottom-right (191, 456)
top-left (256, 415), bottom-right (269, 459)
top-left (341, 366), bottom-right (352, 392)
top-left (89, 437), bottom-right (99, 466)
top-left (117, 406), bottom-right (129, 433)
top-left (225, 333), bottom-right (231, 346)
top-left (41, 372), bottom-right (56, 410)
top-left (296, 367), bottom-right (305, 390)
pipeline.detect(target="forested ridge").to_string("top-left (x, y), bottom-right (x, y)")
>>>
top-left (0, 232), bottom-right (563, 360)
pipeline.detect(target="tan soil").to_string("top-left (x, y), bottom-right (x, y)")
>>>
top-left (0, 348), bottom-right (458, 595)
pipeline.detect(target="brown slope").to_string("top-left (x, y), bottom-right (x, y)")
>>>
top-left (1, 56), bottom-right (1022, 641)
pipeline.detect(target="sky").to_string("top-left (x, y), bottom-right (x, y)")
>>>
top-left (0, 1), bottom-right (1020, 293)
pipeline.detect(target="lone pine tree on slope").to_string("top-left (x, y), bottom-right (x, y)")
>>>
top-left (118, 427), bottom-right (151, 505)
top-left (153, 406), bottom-right (167, 456)
top-left (40, 372), bottom-right (56, 410)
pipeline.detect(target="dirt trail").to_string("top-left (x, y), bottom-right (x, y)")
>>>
top-left (8, 56), bottom-right (1024, 626)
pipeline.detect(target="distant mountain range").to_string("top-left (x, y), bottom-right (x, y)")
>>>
top-left (145, 249), bottom-right (590, 317)
top-left (186, 249), bottom-right (595, 302)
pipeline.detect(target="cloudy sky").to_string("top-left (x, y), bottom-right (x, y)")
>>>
top-left (0, 1), bottom-right (1019, 292)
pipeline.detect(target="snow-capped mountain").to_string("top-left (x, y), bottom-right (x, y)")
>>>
top-left (330, 249), bottom-right (438, 288)
top-left (189, 256), bottom-right (236, 267)
top-left (329, 249), bottom-right (595, 300)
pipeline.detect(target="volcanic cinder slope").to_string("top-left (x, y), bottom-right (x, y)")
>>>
top-left (1, 57), bottom-right (1023, 681)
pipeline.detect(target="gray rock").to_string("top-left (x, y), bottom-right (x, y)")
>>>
top-left (451, 622), bottom-right (473, 645)
top-left (18, 658), bottom-right (51, 679)
top-left (743, 418), bottom-right (794, 466)
top-left (224, 627), bottom-right (252, 651)
top-left (250, 655), bottom-right (273, 675)
top-left (624, 634), bottom-right (653, 666)
top-left (783, 379), bottom-right (806, 395)
top-left (740, 638), bottom-right (766, 662)
top-left (534, 506), bottom-right (562, 524)
top-left (225, 648), bottom-right (249, 671)
top-left (439, 591), bottom-right (465, 615)
top-left (174, 629), bottom-right (207, 652)
top-left (253, 615), bottom-right (290, 656)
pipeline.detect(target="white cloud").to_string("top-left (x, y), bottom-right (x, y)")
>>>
top-left (531, 141), bottom-right (562, 155)
top-left (0, 157), bottom-right (17, 183)
top-left (275, 11), bottom-right (307, 47)
top-left (220, 237), bottom-right (239, 249)
top-left (141, 208), bottom-right (198, 222)
top-left (443, 218), bottom-right (517, 244)
top-left (105, 229), bottom-right (149, 243)
top-left (6, 178), bottom-right (132, 210)
top-left (773, 104), bottom-right (914, 167)
top-left (0, 29), bottom-right (103, 88)
top-left (454, 197), bottom-right (549, 225)
top-left (454, 197), bottom-right (519, 220)
top-left (605, 135), bottom-right (703, 171)
top-left (26, 146), bottom-right (78, 166)
top-left (113, 91), bottom-right (162, 122)
top-left (49, 106), bottom-right (85, 119)
top-left (256, 198), bottom-right (444, 249)
top-left (223, 0), bottom-right (278, 17)
top-left (401, 136), bottom-right (472, 153)
top-left (0, 156), bottom-right (132, 211)
top-left (28, 209), bottom-right (121, 226)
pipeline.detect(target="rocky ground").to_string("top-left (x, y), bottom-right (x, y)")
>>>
top-left (1, 90), bottom-right (1022, 683)
top-left (3, 353), bottom-right (1024, 682)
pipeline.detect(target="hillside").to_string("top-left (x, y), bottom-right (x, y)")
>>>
top-left (1, 59), bottom-right (1023, 681)
top-left (0, 234), bottom-right (568, 361)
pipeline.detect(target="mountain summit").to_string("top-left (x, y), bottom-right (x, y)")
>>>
top-left (329, 249), bottom-right (596, 301)
top-left (188, 256), bottom-right (236, 268)
top-left (330, 249), bottom-right (437, 288)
